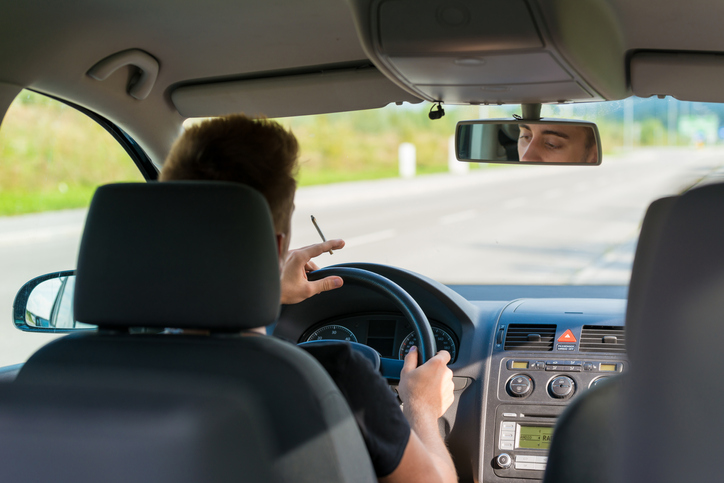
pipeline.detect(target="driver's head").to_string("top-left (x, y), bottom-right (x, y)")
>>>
top-left (160, 114), bottom-right (299, 259)
top-left (517, 124), bottom-right (598, 164)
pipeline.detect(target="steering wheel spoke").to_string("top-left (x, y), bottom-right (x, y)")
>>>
top-left (379, 357), bottom-right (405, 381)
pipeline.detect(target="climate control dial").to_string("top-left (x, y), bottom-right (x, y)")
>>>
top-left (549, 376), bottom-right (575, 398)
top-left (507, 374), bottom-right (533, 397)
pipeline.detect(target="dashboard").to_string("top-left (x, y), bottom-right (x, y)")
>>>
top-left (275, 263), bottom-right (628, 483)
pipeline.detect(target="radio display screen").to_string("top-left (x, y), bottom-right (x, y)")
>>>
top-left (518, 425), bottom-right (553, 450)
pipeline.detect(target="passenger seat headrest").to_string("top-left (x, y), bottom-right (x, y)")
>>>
top-left (621, 182), bottom-right (724, 483)
top-left (74, 182), bottom-right (281, 330)
top-left (627, 184), bottom-right (724, 363)
top-left (624, 195), bottom-right (678, 354)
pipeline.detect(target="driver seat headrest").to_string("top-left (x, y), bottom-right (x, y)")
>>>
top-left (74, 182), bottom-right (281, 331)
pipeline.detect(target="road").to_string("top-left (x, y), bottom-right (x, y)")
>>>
top-left (291, 147), bottom-right (724, 284)
top-left (0, 146), bottom-right (721, 365)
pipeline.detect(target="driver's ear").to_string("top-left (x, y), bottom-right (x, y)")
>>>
top-left (276, 233), bottom-right (286, 273)
top-left (276, 233), bottom-right (289, 259)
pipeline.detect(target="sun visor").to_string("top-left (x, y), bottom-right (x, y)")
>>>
top-left (171, 66), bottom-right (422, 119)
top-left (631, 52), bottom-right (724, 103)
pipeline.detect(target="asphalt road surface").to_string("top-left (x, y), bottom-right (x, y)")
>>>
top-left (292, 147), bottom-right (724, 284)
top-left (0, 146), bottom-right (721, 366)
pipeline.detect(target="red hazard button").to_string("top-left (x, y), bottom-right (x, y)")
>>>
top-left (558, 329), bottom-right (577, 343)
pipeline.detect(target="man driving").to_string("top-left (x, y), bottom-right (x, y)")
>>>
top-left (159, 114), bottom-right (458, 483)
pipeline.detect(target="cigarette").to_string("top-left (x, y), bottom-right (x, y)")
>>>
top-left (311, 215), bottom-right (333, 254)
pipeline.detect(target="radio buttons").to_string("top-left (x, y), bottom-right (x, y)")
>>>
top-left (507, 375), bottom-right (533, 397)
top-left (499, 422), bottom-right (515, 450)
top-left (515, 462), bottom-right (548, 471)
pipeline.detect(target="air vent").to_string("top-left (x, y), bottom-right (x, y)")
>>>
top-left (580, 326), bottom-right (626, 353)
top-left (504, 324), bottom-right (556, 351)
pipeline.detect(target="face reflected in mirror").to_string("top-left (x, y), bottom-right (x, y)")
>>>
top-left (517, 124), bottom-right (598, 164)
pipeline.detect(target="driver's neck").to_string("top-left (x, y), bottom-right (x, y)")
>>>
top-left (173, 326), bottom-right (267, 336)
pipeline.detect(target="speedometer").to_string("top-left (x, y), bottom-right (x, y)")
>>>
top-left (306, 325), bottom-right (358, 343)
top-left (398, 327), bottom-right (456, 362)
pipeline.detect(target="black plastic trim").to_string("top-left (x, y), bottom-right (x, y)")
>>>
top-left (29, 90), bottom-right (158, 180)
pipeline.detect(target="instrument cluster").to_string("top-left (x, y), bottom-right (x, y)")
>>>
top-left (301, 313), bottom-right (458, 362)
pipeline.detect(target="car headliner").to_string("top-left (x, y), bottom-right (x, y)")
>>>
top-left (2, 0), bottom-right (724, 163)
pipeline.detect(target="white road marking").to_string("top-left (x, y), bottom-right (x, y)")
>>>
top-left (345, 229), bottom-right (396, 247)
top-left (439, 210), bottom-right (476, 225)
top-left (0, 225), bottom-right (82, 247)
top-left (503, 197), bottom-right (527, 209)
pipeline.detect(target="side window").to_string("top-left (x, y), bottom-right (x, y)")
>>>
top-left (0, 90), bottom-right (146, 366)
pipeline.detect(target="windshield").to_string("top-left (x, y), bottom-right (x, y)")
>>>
top-left (280, 97), bottom-right (723, 285)
top-left (0, 94), bottom-right (719, 366)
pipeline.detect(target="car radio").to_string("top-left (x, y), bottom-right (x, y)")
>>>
top-left (490, 357), bottom-right (626, 479)
top-left (492, 404), bottom-right (559, 478)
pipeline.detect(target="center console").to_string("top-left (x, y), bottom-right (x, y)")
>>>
top-left (480, 299), bottom-right (627, 482)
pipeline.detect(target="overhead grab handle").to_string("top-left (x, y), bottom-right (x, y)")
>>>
top-left (87, 49), bottom-right (159, 100)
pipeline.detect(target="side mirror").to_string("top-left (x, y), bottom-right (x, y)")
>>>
top-left (13, 271), bottom-right (95, 333)
top-left (456, 119), bottom-right (602, 165)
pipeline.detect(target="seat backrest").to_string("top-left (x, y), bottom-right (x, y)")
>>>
top-left (619, 183), bottom-right (724, 483)
top-left (19, 182), bottom-right (376, 483)
top-left (543, 195), bottom-right (678, 483)
top-left (0, 379), bottom-right (275, 483)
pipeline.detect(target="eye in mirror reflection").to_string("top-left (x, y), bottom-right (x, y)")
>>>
top-left (455, 120), bottom-right (601, 166)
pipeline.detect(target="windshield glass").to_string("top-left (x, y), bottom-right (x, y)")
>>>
top-left (279, 97), bottom-right (723, 285)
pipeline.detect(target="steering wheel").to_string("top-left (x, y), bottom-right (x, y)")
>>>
top-left (300, 267), bottom-right (436, 379)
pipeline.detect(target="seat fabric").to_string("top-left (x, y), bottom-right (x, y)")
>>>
top-left (19, 332), bottom-right (375, 482)
top-left (0, 379), bottom-right (275, 483)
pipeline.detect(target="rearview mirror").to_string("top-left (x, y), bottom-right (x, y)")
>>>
top-left (13, 271), bottom-right (95, 332)
top-left (455, 119), bottom-right (601, 165)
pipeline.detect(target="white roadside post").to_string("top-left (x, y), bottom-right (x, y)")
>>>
top-left (448, 135), bottom-right (469, 175)
top-left (399, 142), bottom-right (416, 178)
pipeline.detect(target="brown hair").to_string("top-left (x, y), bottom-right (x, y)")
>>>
top-left (160, 114), bottom-right (299, 234)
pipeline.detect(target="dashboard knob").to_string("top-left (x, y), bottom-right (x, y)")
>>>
top-left (589, 376), bottom-right (610, 389)
top-left (549, 376), bottom-right (575, 398)
top-left (496, 453), bottom-right (512, 469)
top-left (507, 374), bottom-right (533, 397)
